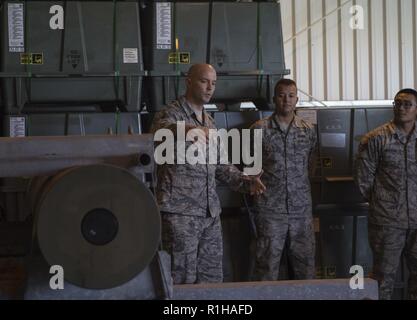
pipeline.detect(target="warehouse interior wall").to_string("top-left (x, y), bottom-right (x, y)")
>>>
top-left (280, 0), bottom-right (417, 102)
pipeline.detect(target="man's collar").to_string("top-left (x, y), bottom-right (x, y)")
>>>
top-left (270, 113), bottom-right (302, 130)
top-left (293, 115), bottom-right (305, 128)
top-left (389, 120), bottom-right (417, 141)
top-left (179, 96), bottom-right (211, 125)
top-left (178, 96), bottom-right (195, 117)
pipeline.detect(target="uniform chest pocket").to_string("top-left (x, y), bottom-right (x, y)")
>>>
top-left (292, 135), bottom-right (311, 159)
top-left (295, 140), bottom-right (311, 155)
top-left (375, 189), bottom-right (399, 204)
top-left (382, 149), bottom-right (402, 166)
top-left (263, 134), bottom-right (283, 159)
top-left (407, 150), bottom-right (417, 180)
top-left (414, 141), bottom-right (417, 162)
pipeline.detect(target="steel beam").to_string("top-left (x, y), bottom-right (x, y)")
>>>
top-left (174, 278), bottom-right (379, 300)
top-left (0, 134), bottom-right (154, 178)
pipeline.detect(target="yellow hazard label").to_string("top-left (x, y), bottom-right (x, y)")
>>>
top-left (168, 53), bottom-right (177, 64)
top-left (168, 52), bottom-right (190, 64)
top-left (179, 52), bottom-right (190, 64)
top-left (322, 157), bottom-right (333, 168)
top-left (20, 53), bottom-right (43, 65)
top-left (325, 266), bottom-right (337, 279)
top-left (32, 53), bottom-right (43, 65)
top-left (20, 53), bottom-right (31, 64)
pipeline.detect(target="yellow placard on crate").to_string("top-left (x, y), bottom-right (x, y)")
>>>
top-left (322, 157), bottom-right (333, 169)
top-left (20, 53), bottom-right (31, 64)
top-left (179, 52), bottom-right (190, 64)
top-left (32, 53), bottom-right (43, 65)
top-left (168, 52), bottom-right (178, 64)
top-left (20, 53), bottom-right (43, 65)
top-left (325, 266), bottom-right (337, 279)
top-left (168, 52), bottom-right (190, 64)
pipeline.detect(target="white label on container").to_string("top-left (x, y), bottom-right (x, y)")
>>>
top-left (123, 48), bottom-right (138, 63)
top-left (297, 109), bottom-right (317, 125)
top-left (8, 3), bottom-right (24, 52)
top-left (9, 117), bottom-right (26, 137)
top-left (321, 133), bottom-right (346, 148)
top-left (156, 2), bottom-right (171, 50)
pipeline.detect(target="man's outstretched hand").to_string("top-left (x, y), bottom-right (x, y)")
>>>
top-left (244, 170), bottom-right (266, 196)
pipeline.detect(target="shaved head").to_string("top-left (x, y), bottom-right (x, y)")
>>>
top-left (187, 64), bottom-right (216, 81)
top-left (185, 64), bottom-right (217, 108)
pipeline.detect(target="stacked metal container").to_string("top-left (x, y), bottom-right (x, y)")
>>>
top-left (309, 106), bottom-right (408, 299)
top-left (0, 1), bottom-right (145, 226)
top-left (140, 0), bottom-right (289, 111)
top-left (1, 0), bottom-right (144, 138)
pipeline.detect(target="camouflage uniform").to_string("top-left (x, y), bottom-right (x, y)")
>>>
top-left (250, 114), bottom-right (317, 281)
top-left (355, 121), bottom-right (417, 300)
top-left (151, 96), bottom-right (249, 284)
top-left (161, 214), bottom-right (223, 284)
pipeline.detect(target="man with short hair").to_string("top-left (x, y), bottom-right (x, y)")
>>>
top-left (151, 63), bottom-right (265, 284)
top-left (250, 78), bottom-right (317, 281)
top-left (355, 88), bottom-right (417, 300)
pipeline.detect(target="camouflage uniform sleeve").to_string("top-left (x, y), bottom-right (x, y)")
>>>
top-left (150, 107), bottom-right (180, 134)
top-left (247, 120), bottom-right (263, 173)
top-left (213, 122), bottom-right (257, 193)
top-left (308, 126), bottom-right (318, 178)
top-left (354, 134), bottom-right (380, 201)
top-left (215, 164), bottom-right (250, 193)
top-left (220, 121), bottom-right (264, 193)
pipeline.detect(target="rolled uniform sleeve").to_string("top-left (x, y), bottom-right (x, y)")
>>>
top-left (150, 105), bottom-right (181, 134)
top-left (215, 164), bottom-right (249, 193)
top-left (355, 135), bottom-right (380, 202)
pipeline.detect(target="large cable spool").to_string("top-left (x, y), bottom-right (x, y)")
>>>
top-left (28, 164), bottom-right (160, 290)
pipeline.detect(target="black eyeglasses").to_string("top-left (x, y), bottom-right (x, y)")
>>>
top-left (392, 101), bottom-right (416, 110)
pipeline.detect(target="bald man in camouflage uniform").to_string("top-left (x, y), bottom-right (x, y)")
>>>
top-left (151, 64), bottom-right (265, 284)
top-left (250, 79), bottom-right (317, 281)
top-left (355, 88), bottom-right (417, 300)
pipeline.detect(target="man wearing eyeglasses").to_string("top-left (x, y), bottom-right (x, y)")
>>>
top-left (355, 88), bottom-right (417, 300)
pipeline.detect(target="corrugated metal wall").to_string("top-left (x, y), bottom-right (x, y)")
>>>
top-left (280, 0), bottom-right (417, 102)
